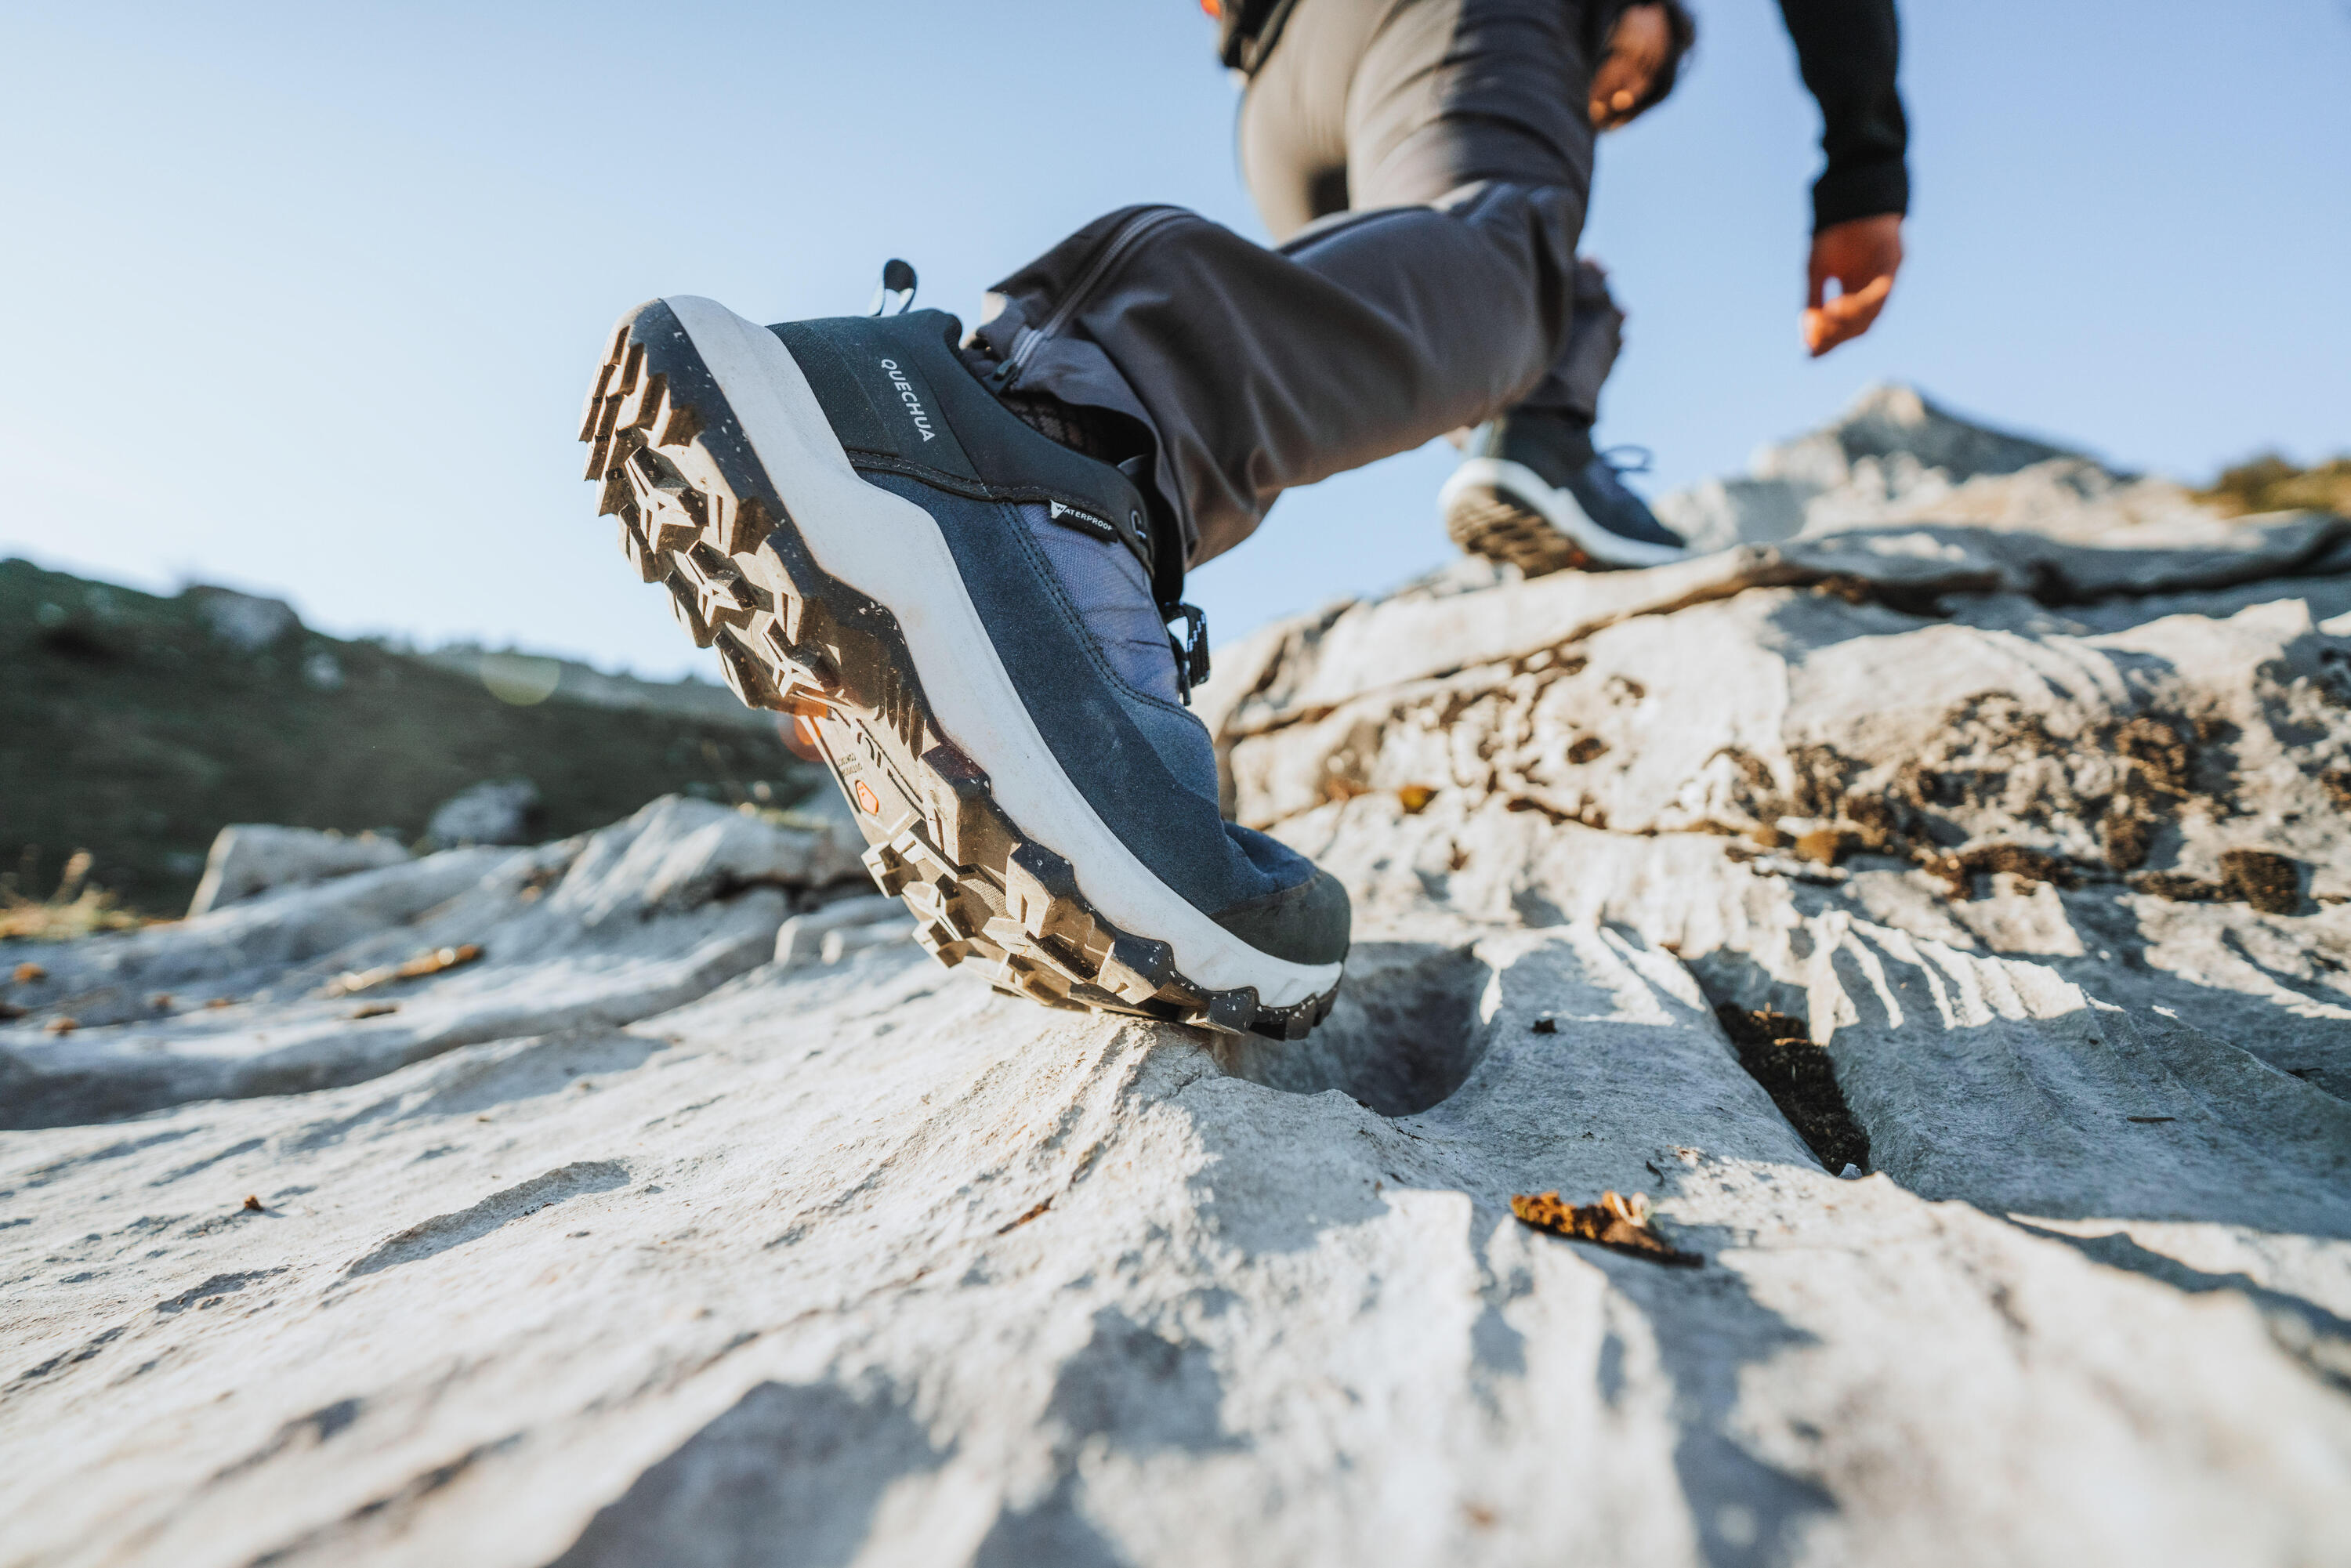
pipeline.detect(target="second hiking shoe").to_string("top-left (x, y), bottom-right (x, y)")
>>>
top-left (578, 295), bottom-right (1347, 1038)
top-left (1440, 411), bottom-right (1689, 576)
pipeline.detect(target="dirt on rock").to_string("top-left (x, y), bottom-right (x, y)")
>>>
top-left (1712, 1005), bottom-right (1871, 1175)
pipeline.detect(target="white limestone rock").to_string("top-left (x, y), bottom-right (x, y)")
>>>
top-left (773, 895), bottom-right (915, 968)
top-left (3, 924), bottom-right (2344, 1566)
top-left (2, 396), bottom-right (2346, 1564)
top-left (186, 824), bottom-right (411, 918)
top-left (427, 778), bottom-right (545, 848)
top-left (0, 798), bottom-right (865, 1129)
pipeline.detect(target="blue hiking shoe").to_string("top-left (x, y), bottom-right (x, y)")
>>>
top-left (579, 292), bottom-right (1346, 1037)
top-left (1440, 411), bottom-right (1688, 575)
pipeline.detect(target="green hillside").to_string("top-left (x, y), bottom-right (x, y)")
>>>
top-left (2, 559), bottom-right (822, 919)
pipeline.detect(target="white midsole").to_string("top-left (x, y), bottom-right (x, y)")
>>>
top-left (662, 296), bottom-right (1342, 1009)
top-left (1439, 456), bottom-right (1688, 569)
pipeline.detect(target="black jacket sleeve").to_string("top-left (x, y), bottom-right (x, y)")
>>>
top-left (1777, 0), bottom-right (1910, 231)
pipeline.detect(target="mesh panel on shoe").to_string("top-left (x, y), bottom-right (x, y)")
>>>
top-left (1016, 502), bottom-right (1180, 707)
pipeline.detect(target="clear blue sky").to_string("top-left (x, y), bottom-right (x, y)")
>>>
top-left (5, 1), bottom-right (2347, 680)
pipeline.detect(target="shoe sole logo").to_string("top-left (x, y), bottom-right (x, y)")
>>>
top-left (878, 358), bottom-right (937, 444)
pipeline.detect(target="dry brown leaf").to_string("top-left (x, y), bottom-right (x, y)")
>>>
top-left (1396, 784), bottom-right (1437, 815)
top-left (324, 943), bottom-right (484, 999)
top-left (1794, 828), bottom-right (1853, 867)
top-left (12, 962), bottom-right (45, 985)
top-left (1511, 1190), bottom-right (1701, 1267)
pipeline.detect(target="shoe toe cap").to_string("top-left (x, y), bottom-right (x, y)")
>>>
top-left (1209, 866), bottom-right (1352, 969)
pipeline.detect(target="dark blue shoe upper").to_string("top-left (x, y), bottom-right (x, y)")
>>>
top-left (766, 310), bottom-right (1349, 968)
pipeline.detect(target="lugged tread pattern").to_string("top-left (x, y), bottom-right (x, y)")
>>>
top-left (1444, 484), bottom-right (1592, 580)
top-left (580, 302), bottom-right (1338, 1041)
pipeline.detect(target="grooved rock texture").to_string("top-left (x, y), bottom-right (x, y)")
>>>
top-left (3, 392), bottom-right (2347, 1566)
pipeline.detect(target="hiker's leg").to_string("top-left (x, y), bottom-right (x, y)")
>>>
top-left (1439, 247), bottom-right (1683, 575)
top-left (1531, 257), bottom-right (1624, 423)
top-left (974, 0), bottom-right (1598, 568)
top-left (1244, 1), bottom-right (1621, 425)
top-left (1234, 0), bottom-right (1387, 238)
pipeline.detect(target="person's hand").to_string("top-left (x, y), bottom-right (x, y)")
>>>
top-left (1803, 213), bottom-right (1904, 357)
top-left (1589, 2), bottom-right (1670, 129)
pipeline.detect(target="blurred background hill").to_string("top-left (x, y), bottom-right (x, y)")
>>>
top-left (2, 557), bottom-right (815, 918)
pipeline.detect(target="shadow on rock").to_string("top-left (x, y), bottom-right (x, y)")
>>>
top-left (2009, 1219), bottom-right (2351, 1393)
top-left (545, 1379), bottom-right (945, 1568)
top-left (344, 1160), bottom-right (630, 1278)
top-left (1809, 918), bottom-right (2351, 1240)
top-left (973, 1304), bottom-right (1246, 1566)
top-left (1614, 1247), bottom-right (1838, 1568)
top-left (1208, 940), bottom-right (1488, 1116)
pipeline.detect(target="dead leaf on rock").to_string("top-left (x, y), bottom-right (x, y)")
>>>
top-left (44, 1016), bottom-right (78, 1035)
top-left (2219, 849), bottom-right (2302, 915)
top-left (242, 1195), bottom-right (263, 1212)
top-left (997, 1198), bottom-right (1053, 1235)
top-left (1511, 1190), bottom-right (1701, 1267)
top-left (12, 962), bottom-right (45, 985)
top-left (1396, 784), bottom-right (1437, 814)
top-left (323, 943), bottom-right (483, 999)
top-left (1794, 829), bottom-right (1853, 867)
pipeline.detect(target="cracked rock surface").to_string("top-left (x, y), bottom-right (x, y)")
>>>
top-left (3, 390), bottom-right (2347, 1566)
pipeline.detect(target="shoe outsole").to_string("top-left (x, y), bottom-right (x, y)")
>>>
top-left (580, 306), bottom-right (1337, 1041)
top-left (1444, 484), bottom-right (1594, 578)
top-left (1441, 456), bottom-right (1687, 578)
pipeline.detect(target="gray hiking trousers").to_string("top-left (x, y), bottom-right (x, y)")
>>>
top-left (973, 0), bottom-right (1617, 571)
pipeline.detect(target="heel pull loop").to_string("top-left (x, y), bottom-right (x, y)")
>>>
top-left (1165, 602), bottom-right (1211, 706)
top-left (868, 259), bottom-right (918, 317)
